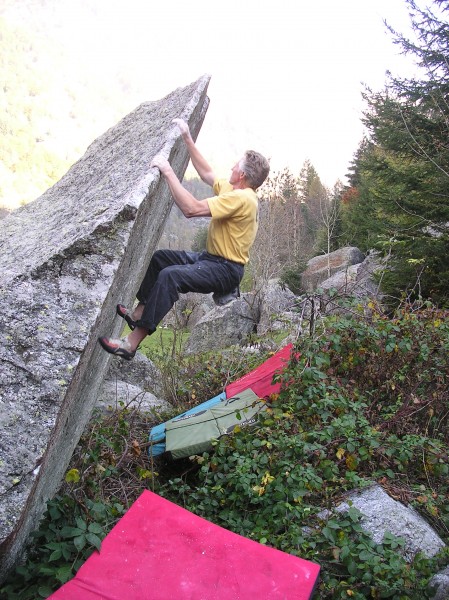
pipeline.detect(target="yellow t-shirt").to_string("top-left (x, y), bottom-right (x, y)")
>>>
top-left (206, 179), bottom-right (259, 265)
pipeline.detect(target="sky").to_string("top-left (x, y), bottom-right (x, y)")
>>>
top-left (4, 0), bottom-right (418, 190)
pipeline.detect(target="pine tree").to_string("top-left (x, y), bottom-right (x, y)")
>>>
top-left (345, 0), bottom-right (449, 306)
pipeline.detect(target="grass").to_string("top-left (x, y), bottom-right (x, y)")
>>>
top-left (121, 324), bottom-right (191, 362)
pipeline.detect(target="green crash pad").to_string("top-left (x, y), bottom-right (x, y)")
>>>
top-left (165, 389), bottom-right (265, 459)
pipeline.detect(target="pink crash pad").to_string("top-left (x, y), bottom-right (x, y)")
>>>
top-left (49, 490), bottom-right (319, 600)
top-left (226, 344), bottom-right (294, 399)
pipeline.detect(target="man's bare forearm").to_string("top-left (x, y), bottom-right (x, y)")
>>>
top-left (173, 119), bottom-right (215, 186)
top-left (183, 136), bottom-right (215, 186)
top-left (151, 156), bottom-right (211, 218)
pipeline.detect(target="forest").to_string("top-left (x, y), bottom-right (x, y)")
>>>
top-left (1, 1), bottom-right (449, 599)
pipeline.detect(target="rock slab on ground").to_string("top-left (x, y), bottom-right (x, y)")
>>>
top-left (335, 484), bottom-right (446, 561)
top-left (185, 294), bottom-right (259, 354)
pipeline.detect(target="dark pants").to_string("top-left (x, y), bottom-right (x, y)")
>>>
top-left (134, 249), bottom-right (244, 333)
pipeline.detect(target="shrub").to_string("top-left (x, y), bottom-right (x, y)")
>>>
top-left (279, 260), bottom-right (307, 295)
top-left (159, 302), bottom-right (449, 598)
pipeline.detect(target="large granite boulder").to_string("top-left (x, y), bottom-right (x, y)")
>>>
top-left (179, 280), bottom-right (301, 354)
top-left (163, 291), bottom-right (216, 330)
top-left (295, 251), bottom-right (385, 320)
top-left (106, 351), bottom-right (163, 397)
top-left (429, 566), bottom-right (449, 599)
top-left (318, 250), bottom-right (383, 300)
top-left (0, 75), bottom-right (210, 579)
top-left (256, 279), bottom-right (300, 335)
top-left (185, 294), bottom-right (259, 354)
top-left (99, 351), bottom-right (167, 415)
top-left (301, 246), bottom-right (365, 293)
top-left (96, 381), bottom-right (167, 415)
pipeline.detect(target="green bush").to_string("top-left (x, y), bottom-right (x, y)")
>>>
top-left (280, 259), bottom-right (307, 294)
top-left (159, 302), bottom-right (449, 598)
top-left (0, 494), bottom-right (125, 599)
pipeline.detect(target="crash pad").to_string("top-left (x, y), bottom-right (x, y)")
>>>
top-left (148, 345), bottom-right (294, 458)
top-left (225, 343), bottom-right (293, 399)
top-left (148, 391), bottom-right (226, 457)
top-left (165, 388), bottom-right (264, 459)
top-left (49, 490), bottom-right (320, 600)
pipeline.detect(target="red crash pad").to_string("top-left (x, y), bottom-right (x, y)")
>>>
top-left (226, 344), bottom-right (293, 399)
top-left (49, 490), bottom-right (319, 600)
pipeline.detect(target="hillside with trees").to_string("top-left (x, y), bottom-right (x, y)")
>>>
top-left (0, 4), bottom-right (143, 210)
top-left (251, 162), bottom-right (343, 293)
top-left (3, 0), bottom-right (449, 309)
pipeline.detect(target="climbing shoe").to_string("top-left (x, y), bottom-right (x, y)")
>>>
top-left (116, 304), bottom-right (136, 330)
top-left (98, 336), bottom-right (136, 360)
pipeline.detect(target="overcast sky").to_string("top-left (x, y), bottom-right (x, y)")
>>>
top-left (6, 0), bottom-right (418, 188)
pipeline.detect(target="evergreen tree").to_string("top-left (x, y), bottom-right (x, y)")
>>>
top-left (340, 139), bottom-right (389, 252)
top-left (345, 0), bottom-right (449, 306)
top-left (296, 159), bottom-right (328, 258)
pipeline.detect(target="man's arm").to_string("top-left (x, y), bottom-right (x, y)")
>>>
top-left (151, 155), bottom-right (212, 218)
top-left (173, 118), bottom-right (215, 187)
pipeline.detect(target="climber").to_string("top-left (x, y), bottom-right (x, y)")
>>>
top-left (98, 118), bottom-right (270, 360)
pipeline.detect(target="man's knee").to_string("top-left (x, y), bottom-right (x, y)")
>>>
top-left (150, 249), bottom-right (166, 265)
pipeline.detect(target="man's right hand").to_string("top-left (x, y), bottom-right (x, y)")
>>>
top-left (173, 118), bottom-right (191, 140)
top-left (150, 155), bottom-right (171, 176)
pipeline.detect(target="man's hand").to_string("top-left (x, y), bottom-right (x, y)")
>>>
top-left (172, 117), bottom-right (215, 186)
top-left (173, 118), bottom-right (191, 140)
top-left (150, 155), bottom-right (171, 175)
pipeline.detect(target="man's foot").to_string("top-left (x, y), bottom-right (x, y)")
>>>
top-left (213, 287), bottom-right (240, 306)
top-left (116, 304), bottom-right (136, 330)
top-left (98, 336), bottom-right (136, 360)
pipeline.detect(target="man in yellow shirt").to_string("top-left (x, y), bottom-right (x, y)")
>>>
top-left (99, 119), bottom-right (270, 360)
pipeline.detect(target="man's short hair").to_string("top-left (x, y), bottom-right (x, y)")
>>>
top-left (241, 151), bottom-right (270, 190)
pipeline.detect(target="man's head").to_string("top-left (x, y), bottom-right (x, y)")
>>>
top-left (240, 150), bottom-right (270, 190)
top-left (230, 151), bottom-right (270, 190)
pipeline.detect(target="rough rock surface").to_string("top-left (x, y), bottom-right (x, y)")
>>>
top-left (96, 381), bottom-right (167, 415)
top-left (429, 565), bottom-right (449, 599)
top-left (163, 291), bottom-right (216, 330)
top-left (335, 484), bottom-right (446, 561)
top-left (106, 351), bottom-right (163, 397)
top-left (0, 75), bottom-right (210, 579)
top-left (319, 251), bottom-right (383, 300)
top-left (301, 246), bottom-right (365, 292)
top-left (256, 279), bottom-right (299, 335)
top-left (185, 294), bottom-right (259, 354)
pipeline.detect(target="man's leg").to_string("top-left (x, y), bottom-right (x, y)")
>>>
top-left (136, 258), bottom-right (241, 332)
top-left (99, 250), bottom-right (200, 359)
top-left (136, 249), bottom-right (199, 304)
top-left (100, 254), bottom-right (242, 358)
top-left (124, 257), bottom-right (242, 352)
top-left (121, 249), bottom-right (200, 324)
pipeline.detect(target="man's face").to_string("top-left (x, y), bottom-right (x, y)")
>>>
top-left (229, 158), bottom-right (245, 186)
